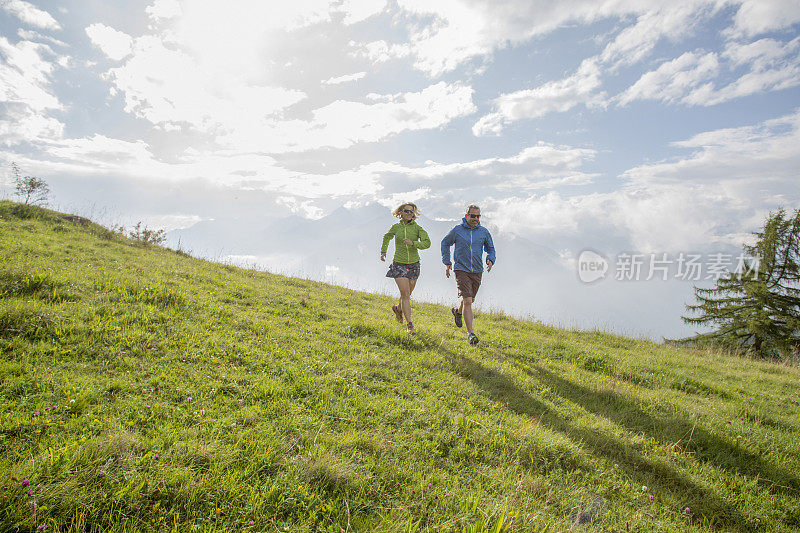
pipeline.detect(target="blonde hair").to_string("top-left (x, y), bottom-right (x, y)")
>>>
top-left (393, 202), bottom-right (421, 219)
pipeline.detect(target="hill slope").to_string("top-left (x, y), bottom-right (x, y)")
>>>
top-left (1, 201), bottom-right (799, 532)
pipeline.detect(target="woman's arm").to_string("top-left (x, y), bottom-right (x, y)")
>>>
top-left (415, 226), bottom-right (432, 250)
top-left (381, 224), bottom-right (396, 255)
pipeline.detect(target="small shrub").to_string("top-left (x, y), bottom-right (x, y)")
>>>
top-left (127, 222), bottom-right (167, 246)
top-left (11, 162), bottom-right (50, 206)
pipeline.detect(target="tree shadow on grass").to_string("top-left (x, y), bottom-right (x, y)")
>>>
top-left (531, 366), bottom-right (800, 498)
top-left (442, 350), bottom-right (761, 532)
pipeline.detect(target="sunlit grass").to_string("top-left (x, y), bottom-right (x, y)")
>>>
top-left (1, 200), bottom-right (799, 532)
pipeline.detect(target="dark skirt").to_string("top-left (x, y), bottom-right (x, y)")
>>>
top-left (386, 261), bottom-right (420, 280)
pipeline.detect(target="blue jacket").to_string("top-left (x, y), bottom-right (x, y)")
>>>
top-left (441, 218), bottom-right (496, 273)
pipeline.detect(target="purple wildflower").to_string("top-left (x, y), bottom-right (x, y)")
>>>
top-left (37, 524), bottom-right (46, 531)
top-left (248, 520), bottom-right (254, 526)
top-left (21, 479), bottom-right (31, 487)
top-left (33, 412), bottom-right (40, 417)
top-left (153, 453), bottom-right (160, 460)
top-left (29, 500), bottom-right (38, 509)
top-left (26, 489), bottom-right (34, 497)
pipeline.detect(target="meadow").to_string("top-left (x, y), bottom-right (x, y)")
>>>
top-left (1, 200), bottom-right (799, 532)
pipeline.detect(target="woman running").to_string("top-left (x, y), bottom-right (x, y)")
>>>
top-left (380, 202), bottom-right (431, 333)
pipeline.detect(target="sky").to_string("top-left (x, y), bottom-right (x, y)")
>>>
top-left (1, 0), bottom-right (799, 340)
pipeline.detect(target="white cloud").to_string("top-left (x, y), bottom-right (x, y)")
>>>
top-left (336, 0), bottom-right (386, 24)
top-left (625, 108), bottom-right (800, 186)
top-left (692, 37), bottom-right (800, 105)
top-left (472, 3), bottom-right (711, 134)
top-left (618, 51), bottom-right (720, 105)
top-left (217, 81), bottom-right (476, 152)
top-left (483, 109), bottom-right (800, 253)
top-left (1, 0), bottom-right (60, 30)
top-left (0, 105), bottom-right (63, 146)
top-left (353, 39), bottom-right (411, 64)
top-left (619, 37), bottom-right (800, 107)
top-left (17, 29), bottom-right (67, 47)
top-left (322, 71), bottom-right (366, 85)
top-left (146, 0), bottom-right (183, 21)
top-left (85, 23), bottom-right (134, 61)
top-left (0, 37), bottom-right (61, 112)
top-left (269, 141), bottom-right (598, 207)
top-left (277, 196), bottom-right (325, 218)
top-left (729, 0), bottom-right (800, 38)
top-left (358, 1), bottom-right (717, 77)
top-left (473, 60), bottom-right (604, 136)
top-left (104, 35), bottom-right (307, 133)
top-left (139, 213), bottom-right (204, 231)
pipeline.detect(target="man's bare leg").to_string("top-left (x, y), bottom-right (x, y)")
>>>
top-left (462, 296), bottom-right (474, 334)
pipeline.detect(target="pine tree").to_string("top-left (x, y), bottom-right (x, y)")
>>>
top-left (682, 208), bottom-right (800, 359)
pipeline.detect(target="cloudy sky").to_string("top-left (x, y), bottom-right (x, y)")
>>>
top-left (1, 0), bottom-right (799, 340)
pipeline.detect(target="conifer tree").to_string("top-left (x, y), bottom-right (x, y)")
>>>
top-left (682, 208), bottom-right (800, 359)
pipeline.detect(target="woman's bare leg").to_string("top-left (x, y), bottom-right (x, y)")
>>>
top-left (394, 277), bottom-right (412, 325)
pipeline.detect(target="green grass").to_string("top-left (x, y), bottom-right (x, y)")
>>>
top-left (1, 200), bottom-right (799, 532)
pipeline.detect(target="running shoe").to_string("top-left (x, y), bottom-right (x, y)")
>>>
top-left (468, 333), bottom-right (479, 345)
top-left (451, 307), bottom-right (462, 328)
top-left (392, 304), bottom-right (403, 322)
top-left (406, 322), bottom-right (415, 334)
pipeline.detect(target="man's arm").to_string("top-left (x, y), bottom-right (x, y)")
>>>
top-left (440, 228), bottom-right (455, 265)
top-left (484, 230), bottom-right (496, 268)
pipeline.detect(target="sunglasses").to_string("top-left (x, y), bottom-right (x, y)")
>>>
top-left (468, 214), bottom-right (481, 219)
top-left (402, 209), bottom-right (414, 213)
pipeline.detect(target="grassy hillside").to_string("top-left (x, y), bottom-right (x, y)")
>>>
top-left (1, 200), bottom-right (799, 532)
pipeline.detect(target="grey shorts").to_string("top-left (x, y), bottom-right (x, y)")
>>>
top-left (455, 270), bottom-right (482, 299)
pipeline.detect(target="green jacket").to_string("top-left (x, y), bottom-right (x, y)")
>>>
top-left (381, 220), bottom-right (431, 264)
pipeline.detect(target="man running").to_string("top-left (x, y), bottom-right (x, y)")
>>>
top-left (441, 205), bottom-right (496, 345)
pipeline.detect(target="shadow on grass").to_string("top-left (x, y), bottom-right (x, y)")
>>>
top-left (442, 350), bottom-right (762, 532)
top-left (531, 366), bottom-right (800, 497)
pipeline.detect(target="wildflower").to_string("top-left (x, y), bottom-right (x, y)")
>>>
top-left (29, 499), bottom-right (38, 509)
top-left (37, 524), bottom-right (46, 531)
top-left (200, 409), bottom-right (205, 416)
top-left (21, 479), bottom-right (31, 487)
top-left (33, 412), bottom-right (40, 417)
top-left (248, 521), bottom-right (254, 526)
top-left (69, 399), bottom-right (75, 404)
top-left (684, 507), bottom-right (691, 514)
top-left (187, 397), bottom-right (192, 402)
top-left (641, 485), bottom-right (647, 492)
top-left (1, 485), bottom-right (8, 490)
top-left (26, 489), bottom-right (34, 497)
top-left (153, 453), bottom-right (160, 460)
top-left (649, 495), bottom-right (654, 501)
